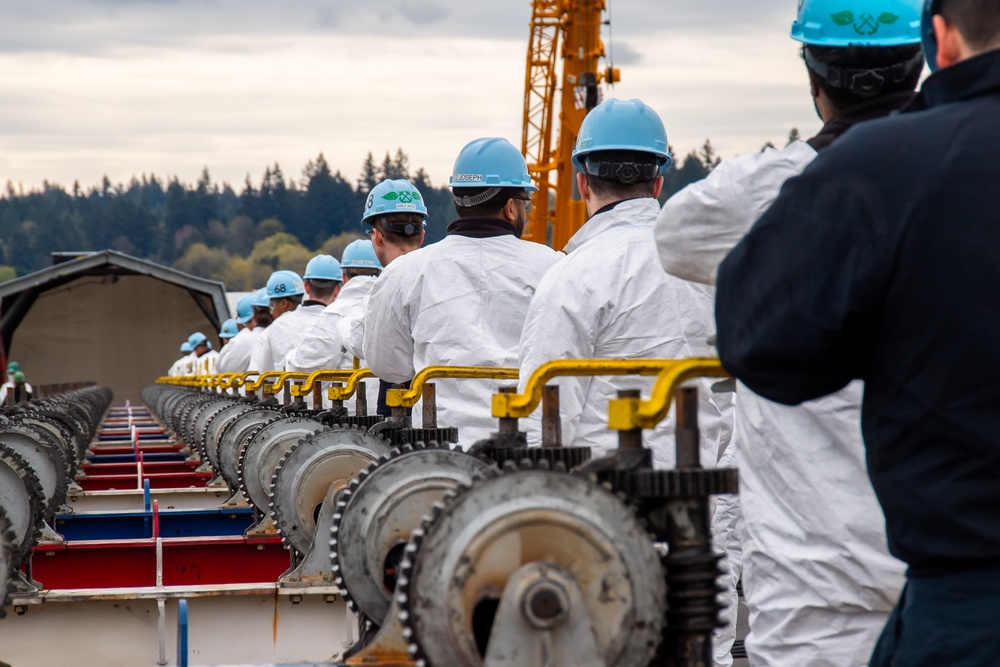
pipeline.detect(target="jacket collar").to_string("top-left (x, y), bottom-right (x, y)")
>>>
top-left (807, 91), bottom-right (914, 151)
top-left (905, 48), bottom-right (1000, 113)
top-left (446, 216), bottom-right (519, 239)
top-left (564, 198), bottom-right (660, 253)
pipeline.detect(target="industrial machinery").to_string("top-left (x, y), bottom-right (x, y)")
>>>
top-left (0, 360), bottom-right (737, 666)
top-left (521, 0), bottom-right (619, 248)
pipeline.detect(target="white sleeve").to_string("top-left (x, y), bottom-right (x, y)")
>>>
top-left (362, 271), bottom-right (415, 384)
top-left (249, 329), bottom-right (272, 372)
top-left (656, 145), bottom-right (816, 286)
top-left (338, 310), bottom-right (365, 362)
top-left (518, 265), bottom-right (598, 446)
top-left (286, 314), bottom-right (343, 372)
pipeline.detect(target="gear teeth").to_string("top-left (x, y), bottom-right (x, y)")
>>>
top-left (0, 443), bottom-right (47, 563)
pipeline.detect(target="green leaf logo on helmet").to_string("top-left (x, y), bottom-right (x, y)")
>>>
top-left (791, 0), bottom-right (922, 46)
top-left (830, 10), bottom-right (900, 35)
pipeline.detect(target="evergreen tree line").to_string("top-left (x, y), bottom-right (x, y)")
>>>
top-left (0, 134), bottom-right (797, 288)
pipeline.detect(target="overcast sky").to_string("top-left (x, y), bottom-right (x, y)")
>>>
top-left (0, 0), bottom-right (822, 193)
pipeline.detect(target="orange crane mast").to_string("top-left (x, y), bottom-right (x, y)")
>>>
top-left (521, 0), bottom-right (619, 249)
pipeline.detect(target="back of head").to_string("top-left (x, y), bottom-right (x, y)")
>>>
top-left (450, 137), bottom-right (537, 218)
top-left (923, 0), bottom-right (1000, 69)
top-left (235, 293), bottom-right (254, 325)
top-left (219, 319), bottom-right (239, 339)
top-left (341, 239), bottom-right (383, 278)
top-left (942, 0), bottom-right (1000, 49)
top-left (266, 270), bottom-right (305, 301)
top-left (363, 179), bottom-right (427, 248)
top-left (572, 98), bottom-right (672, 201)
top-left (303, 254), bottom-right (342, 301)
top-left (793, 0), bottom-right (925, 108)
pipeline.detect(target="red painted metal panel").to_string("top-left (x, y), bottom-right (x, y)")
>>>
top-left (76, 471), bottom-right (212, 491)
top-left (29, 537), bottom-right (287, 589)
top-left (82, 462), bottom-right (201, 475)
top-left (162, 539), bottom-right (288, 585)
top-left (30, 541), bottom-right (156, 588)
top-left (88, 444), bottom-right (183, 455)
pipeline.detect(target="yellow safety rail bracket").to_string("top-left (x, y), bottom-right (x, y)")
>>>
top-left (265, 372), bottom-right (311, 396)
top-left (606, 358), bottom-right (730, 431)
top-left (492, 358), bottom-right (729, 420)
top-left (244, 371), bottom-right (285, 394)
top-left (328, 369), bottom-right (377, 401)
top-left (291, 369), bottom-right (362, 397)
top-left (386, 366), bottom-right (519, 408)
top-left (220, 372), bottom-right (257, 390)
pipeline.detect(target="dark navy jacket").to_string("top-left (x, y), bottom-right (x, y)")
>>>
top-left (716, 49), bottom-right (1000, 577)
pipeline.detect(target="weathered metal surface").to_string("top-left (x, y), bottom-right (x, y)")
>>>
top-left (1, 589), bottom-right (351, 666)
top-left (28, 535), bottom-right (288, 589)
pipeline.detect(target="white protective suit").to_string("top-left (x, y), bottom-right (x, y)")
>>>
top-left (518, 198), bottom-right (731, 468)
top-left (287, 276), bottom-right (376, 372)
top-left (192, 349), bottom-right (219, 376)
top-left (167, 354), bottom-right (195, 377)
top-left (363, 232), bottom-right (561, 445)
top-left (249, 304), bottom-right (325, 372)
top-left (287, 276), bottom-right (380, 409)
top-left (216, 327), bottom-right (257, 374)
top-left (657, 141), bottom-right (906, 667)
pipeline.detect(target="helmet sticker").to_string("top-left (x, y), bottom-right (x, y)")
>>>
top-left (831, 10), bottom-right (900, 35)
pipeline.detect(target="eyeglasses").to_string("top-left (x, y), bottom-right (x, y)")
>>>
top-left (513, 195), bottom-right (533, 212)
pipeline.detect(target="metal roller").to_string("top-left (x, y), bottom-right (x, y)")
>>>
top-left (268, 427), bottom-right (391, 556)
top-left (332, 442), bottom-right (495, 625)
top-left (238, 416), bottom-right (326, 513)
top-left (217, 408), bottom-right (281, 492)
top-left (397, 462), bottom-right (666, 667)
top-left (0, 423), bottom-right (71, 519)
top-left (0, 443), bottom-right (46, 564)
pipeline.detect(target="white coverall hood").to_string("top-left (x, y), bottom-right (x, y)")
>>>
top-left (657, 141), bottom-right (905, 666)
top-left (363, 233), bottom-right (561, 445)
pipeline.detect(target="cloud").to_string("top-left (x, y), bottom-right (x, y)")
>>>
top-left (0, 0), bottom-right (822, 192)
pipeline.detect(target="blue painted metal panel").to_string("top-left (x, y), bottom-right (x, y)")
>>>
top-left (54, 508), bottom-right (255, 540)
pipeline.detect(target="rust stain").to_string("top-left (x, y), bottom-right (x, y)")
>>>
top-left (272, 592), bottom-right (279, 646)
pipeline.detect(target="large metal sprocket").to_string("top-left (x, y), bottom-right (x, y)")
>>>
top-left (331, 442), bottom-right (495, 623)
top-left (238, 415), bottom-right (326, 512)
top-left (0, 423), bottom-right (70, 518)
top-left (0, 443), bottom-right (46, 563)
top-left (268, 427), bottom-right (392, 555)
top-left (0, 507), bottom-right (16, 618)
top-left (397, 462), bottom-right (666, 667)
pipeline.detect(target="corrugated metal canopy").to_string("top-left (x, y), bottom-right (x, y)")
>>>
top-left (0, 251), bottom-right (229, 402)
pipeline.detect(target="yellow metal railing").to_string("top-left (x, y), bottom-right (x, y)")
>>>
top-left (386, 366), bottom-right (518, 408)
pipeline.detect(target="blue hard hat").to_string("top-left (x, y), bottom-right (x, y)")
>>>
top-left (6, 362), bottom-right (19, 374)
top-left (921, 0), bottom-right (941, 72)
top-left (235, 293), bottom-right (254, 324)
top-left (449, 138), bottom-right (538, 192)
top-left (341, 240), bottom-right (383, 270)
top-left (361, 179), bottom-right (429, 231)
top-left (304, 254), bottom-right (343, 282)
top-left (266, 270), bottom-right (305, 299)
top-left (187, 332), bottom-right (210, 349)
top-left (572, 99), bottom-right (672, 173)
top-left (180, 342), bottom-right (193, 353)
top-left (219, 319), bottom-right (239, 339)
top-left (791, 0), bottom-right (923, 46)
top-left (251, 288), bottom-right (270, 308)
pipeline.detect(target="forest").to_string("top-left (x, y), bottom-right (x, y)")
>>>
top-left (0, 137), bottom-right (787, 289)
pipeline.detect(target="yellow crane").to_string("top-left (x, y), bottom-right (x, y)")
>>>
top-left (521, 0), bottom-right (619, 249)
